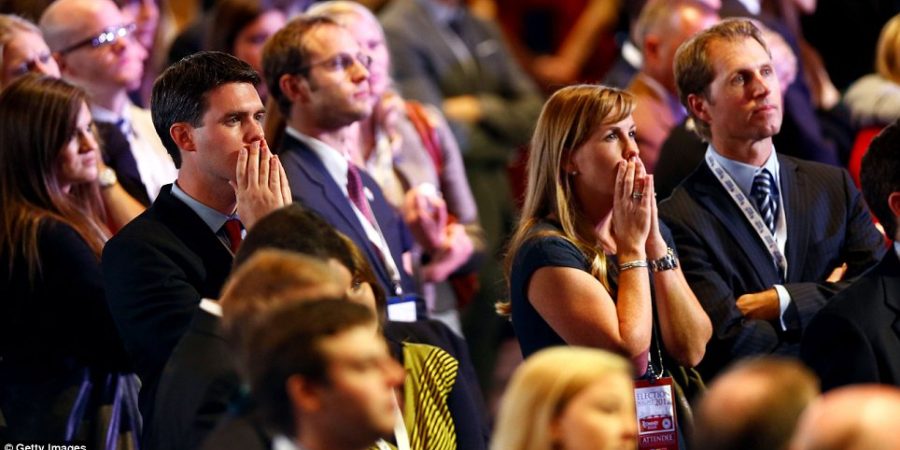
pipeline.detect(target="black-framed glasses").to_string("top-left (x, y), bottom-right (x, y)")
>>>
top-left (58, 23), bottom-right (136, 55)
top-left (298, 52), bottom-right (372, 74)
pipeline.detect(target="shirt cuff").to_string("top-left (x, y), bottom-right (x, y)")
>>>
top-left (774, 284), bottom-right (791, 331)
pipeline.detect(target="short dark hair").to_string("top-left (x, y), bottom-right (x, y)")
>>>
top-left (262, 15), bottom-right (338, 116)
top-left (861, 120), bottom-right (900, 238)
top-left (246, 299), bottom-right (375, 437)
top-left (150, 51), bottom-right (260, 167)
top-left (234, 204), bottom-right (353, 270)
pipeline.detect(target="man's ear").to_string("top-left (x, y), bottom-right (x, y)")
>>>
top-left (52, 52), bottom-right (69, 75)
top-left (888, 192), bottom-right (900, 223)
top-left (687, 93), bottom-right (712, 124)
top-left (643, 35), bottom-right (661, 63)
top-left (170, 123), bottom-right (195, 153)
top-left (286, 374), bottom-right (324, 413)
top-left (279, 73), bottom-right (309, 104)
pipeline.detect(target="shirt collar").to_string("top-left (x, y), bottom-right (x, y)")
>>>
top-left (199, 298), bottom-right (222, 317)
top-left (170, 182), bottom-right (237, 234)
top-left (706, 145), bottom-right (780, 198)
top-left (417, 0), bottom-right (462, 26)
top-left (286, 126), bottom-right (350, 194)
top-left (90, 101), bottom-right (132, 124)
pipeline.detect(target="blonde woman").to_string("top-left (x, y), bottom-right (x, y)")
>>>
top-left (491, 346), bottom-right (637, 450)
top-left (844, 13), bottom-right (900, 128)
top-left (501, 85), bottom-right (710, 376)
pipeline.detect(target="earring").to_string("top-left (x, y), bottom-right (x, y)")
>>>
top-left (569, 170), bottom-right (578, 176)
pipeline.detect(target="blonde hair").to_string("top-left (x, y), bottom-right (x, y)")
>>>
top-left (491, 347), bottom-right (633, 450)
top-left (305, 0), bottom-right (380, 29)
top-left (220, 249), bottom-right (344, 353)
top-left (499, 84), bottom-right (633, 316)
top-left (876, 14), bottom-right (900, 84)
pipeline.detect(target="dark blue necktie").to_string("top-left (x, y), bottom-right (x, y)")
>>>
top-left (751, 169), bottom-right (778, 234)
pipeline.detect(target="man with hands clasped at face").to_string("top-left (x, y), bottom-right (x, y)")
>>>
top-left (102, 51), bottom-right (291, 425)
top-left (659, 19), bottom-right (885, 380)
top-left (501, 85), bottom-right (711, 379)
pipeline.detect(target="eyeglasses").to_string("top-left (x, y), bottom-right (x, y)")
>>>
top-left (58, 23), bottom-right (136, 55)
top-left (298, 52), bottom-right (372, 74)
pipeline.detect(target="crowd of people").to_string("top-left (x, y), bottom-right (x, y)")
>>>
top-left (1, 0), bottom-right (899, 449)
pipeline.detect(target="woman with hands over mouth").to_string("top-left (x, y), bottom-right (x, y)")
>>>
top-left (500, 84), bottom-right (711, 376)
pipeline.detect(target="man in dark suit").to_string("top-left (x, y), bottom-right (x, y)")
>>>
top-left (102, 51), bottom-right (290, 431)
top-left (801, 120), bottom-right (900, 391)
top-left (262, 16), bottom-right (420, 309)
top-left (658, 19), bottom-right (885, 379)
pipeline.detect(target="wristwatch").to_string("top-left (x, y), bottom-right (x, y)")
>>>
top-left (98, 167), bottom-right (118, 189)
top-left (648, 247), bottom-right (678, 272)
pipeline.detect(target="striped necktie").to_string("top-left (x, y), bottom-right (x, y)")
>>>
top-left (751, 169), bottom-right (778, 234)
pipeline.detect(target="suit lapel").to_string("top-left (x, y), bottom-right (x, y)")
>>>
top-left (154, 185), bottom-right (234, 297)
top-left (779, 156), bottom-right (810, 282)
top-left (690, 163), bottom-right (782, 284)
top-left (877, 251), bottom-right (900, 339)
top-left (282, 137), bottom-right (395, 289)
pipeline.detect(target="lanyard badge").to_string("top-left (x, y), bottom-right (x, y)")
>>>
top-left (634, 376), bottom-right (679, 450)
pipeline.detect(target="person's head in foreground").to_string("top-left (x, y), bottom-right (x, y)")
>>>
top-left (860, 118), bottom-right (900, 241)
top-left (491, 346), bottom-right (637, 450)
top-left (692, 357), bottom-right (819, 450)
top-left (244, 299), bottom-right (404, 450)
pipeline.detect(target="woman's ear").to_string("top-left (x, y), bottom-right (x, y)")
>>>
top-left (564, 150), bottom-right (578, 175)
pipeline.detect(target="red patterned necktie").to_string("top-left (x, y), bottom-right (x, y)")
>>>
top-left (223, 218), bottom-right (243, 253)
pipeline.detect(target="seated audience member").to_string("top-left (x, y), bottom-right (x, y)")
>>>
top-left (205, 0), bottom-right (287, 103)
top-left (626, 0), bottom-right (718, 173)
top-left (491, 347), bottom-right (637, 450)
top-left (41, 0), bottom-right (178, 206)
top-left (262, 16), bottom-right (422, 312)
top-left (0, 13), bottom-right (144, 228)
top-left (801, 119), bottom-right (900, 390)
top-left (102, 51), bottom-right (290, 429)
top-left (306, 1), bottom-right (484, 334)
top-left (0, 75), bottom-right (132, 443)
top-left (843, 15), bottom-right (900, 128)
top-left (243, 300), bottom-right (405, 450)
top-left (114, 0), bottom-right (161, 106)
top-left (692, 357), bottom-right (819, 450)
top-left (790, 385), bottom-right (900, 450)
top-left (208, 204), bottom-right (489, 450)
top-left (654, 22), bottom-right (799, 200)
top-left (143, 249), bottom-right (342, 450)
top-left (500, 84), bottom-right (711, 371)
top-left (0, 14), bottom-right (59, 87)
top-left (659, 19), bottom-right (885, 379)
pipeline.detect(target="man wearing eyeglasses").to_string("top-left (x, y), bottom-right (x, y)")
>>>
top-left (263, 16), bottom-right (422, 319)
top-left (40, 0), bottom-right (176, 207)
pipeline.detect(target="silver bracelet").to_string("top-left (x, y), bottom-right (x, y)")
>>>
top-left (648, 247), bottom-right (679, 272)
top-left (618, 259), bottom-right (649, 272)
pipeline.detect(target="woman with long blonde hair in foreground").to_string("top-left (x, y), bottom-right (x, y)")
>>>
top-left (491, 347), bottom-right (637, 450)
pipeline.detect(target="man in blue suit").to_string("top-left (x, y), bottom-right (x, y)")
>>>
top-left (659, 19), bottom-right (885, 379)
top-left (262, 16), bottom-right (419, 313)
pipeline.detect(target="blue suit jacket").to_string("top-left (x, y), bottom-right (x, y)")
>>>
top-left (278, 134), bottom-right (417, 297)
top-left (659, 154), bottom-right (885, 379)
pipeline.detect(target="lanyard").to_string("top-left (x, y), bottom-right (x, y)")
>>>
top-left (705, 153), bottom-right (786, 275)
top-left (377, 394), bottom-right (410, 450)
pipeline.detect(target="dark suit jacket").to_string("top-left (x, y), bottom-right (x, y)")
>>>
top-left (801, 248), bottom-right (900, 390)
top-left (278, 134), bottom-right (416, 296)
top-left (659, 155), bottom-right (885, 379)
top-left (142, 308), bottom-right (240, 450)
top-left (102, 185), bottom-right (233, 420)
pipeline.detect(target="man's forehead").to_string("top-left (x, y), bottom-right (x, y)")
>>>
top-left (201, 82), bottom-right (263, 114)
top-left (58, 0), bottom-right (124, 39)
top-left (302, 23), bottom-right (359, 56)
